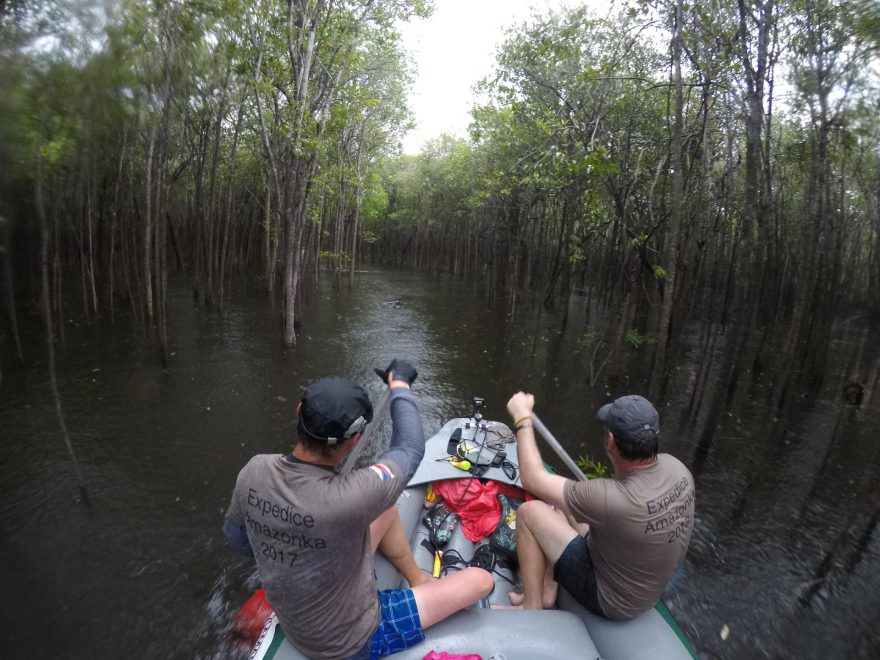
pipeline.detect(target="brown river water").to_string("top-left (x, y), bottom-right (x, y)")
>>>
top-left (1, 269), bottom-right (877, 659)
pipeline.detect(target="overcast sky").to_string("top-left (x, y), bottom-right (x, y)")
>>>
top-left (397, 0), bottom-right (592, 154)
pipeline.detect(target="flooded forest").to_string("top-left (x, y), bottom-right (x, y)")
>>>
top-left (1, 1), bottom-right (879, 658)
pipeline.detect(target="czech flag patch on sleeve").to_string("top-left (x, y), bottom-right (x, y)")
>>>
top-left (369, 463), bottom-right (395, 481)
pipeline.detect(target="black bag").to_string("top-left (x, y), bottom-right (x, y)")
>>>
top-left (422, 501), bottom-right (459, 547)
top-left (488, 493), bottom-right (523, 560)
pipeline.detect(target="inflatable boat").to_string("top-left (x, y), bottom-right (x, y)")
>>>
top-left (247, 405), bottom-right (697, 660)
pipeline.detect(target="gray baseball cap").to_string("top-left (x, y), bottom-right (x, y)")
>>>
top-left (596, 395), bottom-right (660, 441)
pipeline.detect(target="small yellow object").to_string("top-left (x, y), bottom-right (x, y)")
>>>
top-left (450, 459), bottom-right (471, 471)
top-left (424, 483), bottom-right (437, 506)
top-left (720, 624), bottom-right (730, 641)
top-left (457, 441), bottom-right (478, 457)
top-left (433, 550), bottom-right (443, 577)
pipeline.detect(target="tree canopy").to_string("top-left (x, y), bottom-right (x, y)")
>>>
top-left (1, 0), bottom-right (878, 422)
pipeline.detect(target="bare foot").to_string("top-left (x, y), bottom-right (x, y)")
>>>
top-left (509, 585), bottom-right (556, 609)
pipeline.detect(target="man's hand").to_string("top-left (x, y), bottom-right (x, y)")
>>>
top-left (375, 359), bottom-right (418, 388)
top-left (507, 391), bottom-right (535, 422)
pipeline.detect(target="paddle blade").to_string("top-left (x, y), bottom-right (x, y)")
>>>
top-left (233, 589), bottom-right (273, 643)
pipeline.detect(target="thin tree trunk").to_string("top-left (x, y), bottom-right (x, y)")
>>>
top-left (85, 180), bottom-right (98, 317)
top-left (218, 94), bottom-right (246, 305)
top-left (650, 0), bottom-right (686, 401)
top-left (36, 156), bottom-right (87, 499)
top-left (144, 125), bottom-right (156, 327)
top-left (1, 216), bottom-right (23, 363)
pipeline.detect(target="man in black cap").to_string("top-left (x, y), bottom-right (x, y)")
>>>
top-left (223, 360), bottom-right (493, 659)
top-left (503, 392), bottom-right (695, 620)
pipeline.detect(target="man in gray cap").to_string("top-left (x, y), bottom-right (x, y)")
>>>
top-left (504, 392), bottom-right (695, 619)
top-left (224, 361), bottom-right (493, 659)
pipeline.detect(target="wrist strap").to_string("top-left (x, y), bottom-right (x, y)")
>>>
top-left (513, 414), bottom-right (532, 427)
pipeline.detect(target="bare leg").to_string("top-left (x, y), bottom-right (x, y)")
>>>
top-left (508, 501), bottom-right (578, 610)
top-left (513, 501), bottom-right (551, 609)
top-left (412, 567), bottom-right (495, 628)
top-left (508, 562), bottom-right (556, 608)
top-left (564, 510), bottom-right (589, 537)
top-left (371, 507), bottom-right (431, 587)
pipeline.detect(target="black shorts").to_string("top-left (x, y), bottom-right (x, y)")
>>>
top-left (553, 535), bottom-right (606, 617)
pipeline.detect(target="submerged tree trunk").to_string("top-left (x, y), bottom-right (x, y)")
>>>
top-left (36, 155), bottom-right (87, 499)
top-left (1, 215), bottom-right (23, 365)
top-left (143, 125), bottom-right (156, 328)
top-left (650, 0), bottom-right (687, 402)
top-left (693, 0), bottom-right (775, 473)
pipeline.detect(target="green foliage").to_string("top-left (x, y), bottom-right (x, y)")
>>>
top-left (575, 325), bottom-right (604, 355)
top-left (373, 135), bottom-right (478, 238)
top-left (362, 185), bottom-right (389, 223)
top-left (576, 454), bottom-right (610, 479)
top-left (318, 250), bottom-right (351, 268)
top-left (629, 234), bottom-right (648, 249)
top-left (1, 0), bottom-right (878, 394)
top-left (850, 0), bottom-right (880, 48)
top-left (625, 329), bottom-right (657, 349)
top-left (38, 135), bottom-right (74, 165)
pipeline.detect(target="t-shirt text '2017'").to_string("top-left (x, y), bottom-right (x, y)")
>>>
top-left (643, 476), bottom-right (695, 542)
top-left (245, 487), bottom-right (327, 566)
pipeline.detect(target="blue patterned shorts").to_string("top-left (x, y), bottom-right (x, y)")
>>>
top-left (369, 588), bottom-right (425, 658)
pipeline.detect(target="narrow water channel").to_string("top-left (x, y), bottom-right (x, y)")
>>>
top-left (1, 269), bottom-right (877, 659)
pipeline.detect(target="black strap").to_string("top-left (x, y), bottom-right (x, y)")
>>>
top-left (446, 428), bottom-right (462, 456)
top-left (470, 544), bottom-right (496, 571)
top-left (502, 460), bottom-right (518, 481)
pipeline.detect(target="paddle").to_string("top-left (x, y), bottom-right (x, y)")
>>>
top-left (531, 413), bottom-right (588, 482)
top-left (339, 390), bottom-right (391, 475)
top-left (233, 588), bottom-right (273, 644)
top-left (340, 359), bottom-right (417, 474)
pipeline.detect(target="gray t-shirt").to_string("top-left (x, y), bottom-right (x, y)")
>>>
top-left (226, 389), bottom-right (424, 659)
top-left (564, 454), bottom-right (695, 619)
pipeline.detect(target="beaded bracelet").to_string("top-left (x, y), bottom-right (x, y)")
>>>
top-left (515, 422), bottom-right (534, 432)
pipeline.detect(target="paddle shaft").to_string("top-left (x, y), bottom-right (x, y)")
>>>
top-left (339, 390), bottom-right (391, 475)
top-left (531, 413), bottom-right (588, 482)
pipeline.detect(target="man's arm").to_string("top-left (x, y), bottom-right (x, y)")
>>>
top-left (223, 517), bottom-right (253, 555)
top-left (378, 383), bottom-right (425, 483)
top-left (507, 391), bottom-right (572, 512)
top-left (223, 468), bottom-right (254, 556)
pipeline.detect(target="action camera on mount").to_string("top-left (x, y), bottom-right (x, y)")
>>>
top-left (472, 396), bottom-right (486, 422)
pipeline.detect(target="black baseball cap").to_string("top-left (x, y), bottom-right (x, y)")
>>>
top-left (298, 378), bottom-right (373, 445)
top-left (596, 395), bottom-right (660, 442)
